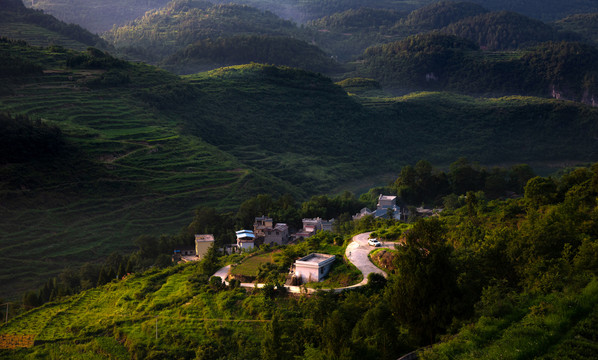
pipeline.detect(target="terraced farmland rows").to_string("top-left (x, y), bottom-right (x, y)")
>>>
top-left (0, 64), bottom-right (255, 298)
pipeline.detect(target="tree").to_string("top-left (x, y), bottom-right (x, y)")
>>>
top-left (199, 244), bottom-right (220, 275)
top-left (524, 176), bottom-right (557, 207)
top-left (384, 218), bottom-right (458, 344)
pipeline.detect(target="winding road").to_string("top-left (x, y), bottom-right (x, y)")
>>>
top-left (212, 232), bottom-right (396, 293)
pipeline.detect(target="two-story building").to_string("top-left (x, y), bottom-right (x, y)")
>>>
top-left (254, 216), bottom-right (289, 245)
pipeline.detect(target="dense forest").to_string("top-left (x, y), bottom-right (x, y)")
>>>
top-left (440, 10), bottom-right (579, 50)
top-left (359, 33), bottom-right (598, 102)
top-left (104, 0), bottom-right (300, 63)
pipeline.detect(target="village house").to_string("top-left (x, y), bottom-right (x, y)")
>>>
top-left (292, 253), bottom-right (336, 284)
top-left (235, 229), bottom-right (255, 250)
top-left (195, 234), bottom-right (215, 259)
top-left (172, 234), bottom-right (215, 262)
top-left (353, 194), bottom-right (406, 221)
top-left (253, 216), bottom-right (289, 245)
top-left (294, 217), bottom-right (335, 238)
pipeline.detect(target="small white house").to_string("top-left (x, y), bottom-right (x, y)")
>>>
top-left (235, 230), bottom-right (255, 249)
top-left (294, 253), bottom-right (336, 284)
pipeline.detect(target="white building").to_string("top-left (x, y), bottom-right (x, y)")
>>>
top-left (353, 194), bottom-right (405, 221)
top-left (293, 253), bottom-right (336, 284)
top-left (235, 230), bottom-right (255, 249)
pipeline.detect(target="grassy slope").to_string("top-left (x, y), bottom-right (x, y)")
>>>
top-left (0, 44), bottom-right (289, 298)
top-left (0, 262), bottom-right (283, 359)
top-left (419, 279), bottom-right (598, 359)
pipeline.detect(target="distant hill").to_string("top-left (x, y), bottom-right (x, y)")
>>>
top-left (29, 0), bottom-right (171, 33)
top-left (309, 7), bottom-right (407, 32)
top-left (398, 1), bottom-right (487, 29)
top-left (0, 0), bottom-right (109, 50)
top-left (104, 0), bottom-right (300, 63)
top-left (359, 33), bottom-right (598, 104)
top-left (554, 13), bottom-right (598, 45)
top-left (162, 34), bottom-right (340, 74)
top-left (472, 0), bottom-right (598, 21)
top-left (440, 11), bottom-right (579, 50)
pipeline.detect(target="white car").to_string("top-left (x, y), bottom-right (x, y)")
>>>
top-left (368, 238), bottom-right (381, 247)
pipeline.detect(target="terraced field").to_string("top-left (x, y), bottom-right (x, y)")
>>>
top-left (0, 56), bottom-right (257, 298)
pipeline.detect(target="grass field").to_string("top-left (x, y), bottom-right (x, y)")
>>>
top-left (230, 251), bottom-right (280, 278)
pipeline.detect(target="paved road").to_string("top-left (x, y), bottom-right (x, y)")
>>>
top-left (212, 232), bottom-right (397, 293)
top-left (346, 232), bottom-right (394, 286)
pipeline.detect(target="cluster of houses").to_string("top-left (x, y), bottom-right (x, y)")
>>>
top-left (172, 194), bottom-right (420, 284)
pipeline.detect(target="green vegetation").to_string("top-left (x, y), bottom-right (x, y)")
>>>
top-left (359, 33), bottom-right (598, 102)
top-left (554, 12), bottom-right (598, 45)
top-left (104, 0), bottom-right (300, 63)
top-left (162, 34), bottom-right (340, 74)
top-left (3, 36), bottom-right (598, 298)
top-left (440, 10), bottom-right (578, 50)
top-left (4, 163), bottom-right (598, 358)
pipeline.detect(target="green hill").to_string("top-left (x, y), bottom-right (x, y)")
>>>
top-left (440, 11), bottom-right (578, 50)
top-left (104, 0), bottom-right (300, 63)
top-left (554, 13), bottom-right (598, 45)
top-left (472, 0), bottom-right (598, 21)
top-left (161, 34), bottom-right (340, 74)
top-left (0, 0), bottom-right (109, 51)
top-left (359, 34), bottom-right (598, 102)
top-left (398, 1), bottom-right (487, 29)
top-left (309, 7), bottom-right (407, 32)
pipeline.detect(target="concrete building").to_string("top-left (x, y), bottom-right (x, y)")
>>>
top-left (235, 230), bottom-right (255, 250)
top-left (195, 234), bottom-right (215, 260)
top-left (254, 216), bottom-right (289, 245)
top-left (293, 253), bottom-right (336, 284)
top-left (353, 194), bottom-right (406, 221)
top-left (295, 217), bottom-right (335, 238)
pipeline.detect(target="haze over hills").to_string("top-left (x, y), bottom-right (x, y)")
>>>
top-left (0, 0), bottom-right (108, 50)
top-left (27, 0), bottom-right (598, 33)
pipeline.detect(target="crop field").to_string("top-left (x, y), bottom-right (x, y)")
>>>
top-left (230, 251), bottom-right (280, 277)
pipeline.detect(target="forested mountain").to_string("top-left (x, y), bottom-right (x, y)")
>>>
top-left (104, 0), bottom-right (301, 63)
top-left (305, 2), bottom-right (488, 62)
top-left (440, 11), bottom-right (579, 50)
top-left (0, 0), bottom-right (109, 50)
top-left (473, 0), bottom-right (598, 21)
top-left (554, 13), bottom-right (598, 45)
top-left (359, 33), bottom-right (598, 103)
top-left (162, 35), bottom-right (340, 74)
top-left (309, 7), bottom-right (407, 32)
top-left (398, 1), bottom-right (487, 29)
